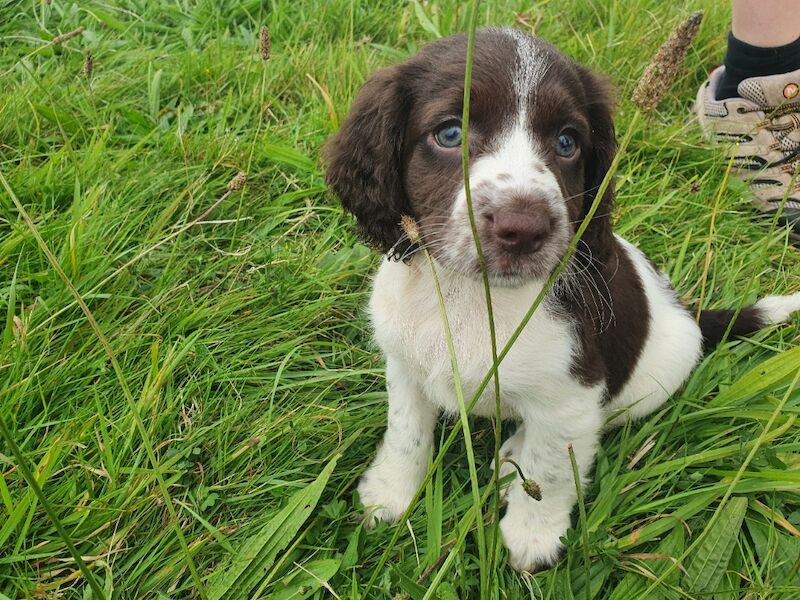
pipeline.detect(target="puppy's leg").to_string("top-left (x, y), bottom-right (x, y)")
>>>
top-left (358, 355), bottom-right (436, 526)
top-left (500, 394), bottom-right (603, 572)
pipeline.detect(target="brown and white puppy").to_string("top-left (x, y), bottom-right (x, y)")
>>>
top-left (325, 28), bottom-right (800, 572)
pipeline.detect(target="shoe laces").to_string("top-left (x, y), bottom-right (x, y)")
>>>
top-left (737, 102), bottom-right (800, 120)
top-left (737, 103), bottom-right (800, 158)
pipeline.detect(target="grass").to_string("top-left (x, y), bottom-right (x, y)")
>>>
top-left (1, 0), bottom-right (800, 597)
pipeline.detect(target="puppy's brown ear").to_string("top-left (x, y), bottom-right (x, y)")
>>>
top-left (324, 66), bottom-right (413, 256)
top-left (577, 66), bottom-right (617, 255)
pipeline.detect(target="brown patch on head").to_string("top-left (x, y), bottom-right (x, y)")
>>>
top-left (325, 29), bottom-right (522, 255)
top-left (323, 65), bottom-right (414, 256)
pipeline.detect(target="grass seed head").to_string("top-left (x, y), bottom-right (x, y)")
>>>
top-left (631, 10), bottom-right (703, 112)
top-left (500, 458), bottom-right (544, 501)
top-left (52, 26), bottom-right (85, 46)
top-left (400, 215), bottom-right (420, 243)
top-left (259, 26), bottom-right (271, 61)
top-left (227, 171), bottom-right (247, 192)
top-left (522, 478), bottom-right (543, 501)
top-left (83, 51), bottom-right (93, 79)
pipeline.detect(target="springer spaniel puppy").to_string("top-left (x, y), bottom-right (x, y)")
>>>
top-left (324, 28), bottom-right (800, 572)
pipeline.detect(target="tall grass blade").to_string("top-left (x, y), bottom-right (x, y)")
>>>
top-left (683, 496), bottom-right (747, 593)
top-left (709, 345), bottom-right (800, 407)
top-left (206, 456), bottom-right (338, 599)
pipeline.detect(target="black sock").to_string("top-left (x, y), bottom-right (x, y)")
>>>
top-left (717, 32), bottom-right (800, 100)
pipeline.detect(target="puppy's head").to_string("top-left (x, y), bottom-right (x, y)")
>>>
top-left (325, 28), bottom-right (616, 285)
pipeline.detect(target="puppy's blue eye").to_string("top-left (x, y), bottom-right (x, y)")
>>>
top-left (434, 122), bottom-right (462, 148)
top-left (555, 131), bottom-right (577, 157)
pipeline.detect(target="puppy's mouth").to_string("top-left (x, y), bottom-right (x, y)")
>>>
top-left (483, 250), bottom-right (557, 283)
top-left (426, 240), bottom-right (561, 287)
top-left (418, 209), bottom-right (567, 284)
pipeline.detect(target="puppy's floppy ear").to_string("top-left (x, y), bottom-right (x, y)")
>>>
top-left (324, 66), bottom-right (413, 256)
top-left (577, 66), bottom-right (617, 254)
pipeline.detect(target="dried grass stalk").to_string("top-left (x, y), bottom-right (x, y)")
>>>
top-left (522, 479), bottom-right (543, 501)
top-left (227, 171), bottom-right (247, 192)
top-left (400, 215), bottom-right (420, 243)
top-left (52, 26), bottom-right (85, 46)
top-left (631, 11), bottom-right (703, 112)
top-left (83, 51), bottom-right (93, 79)
top-left (259, 26), bottom-right (271, 61)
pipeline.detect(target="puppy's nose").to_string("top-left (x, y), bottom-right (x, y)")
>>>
top-left (491, 210), bottom-right (551, 254)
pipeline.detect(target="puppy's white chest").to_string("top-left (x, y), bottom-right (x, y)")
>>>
top-left (369, 258), bottom-right (581, 417)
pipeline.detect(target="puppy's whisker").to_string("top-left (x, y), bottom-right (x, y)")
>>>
top-left (567, 211), bottom-right (614, 225)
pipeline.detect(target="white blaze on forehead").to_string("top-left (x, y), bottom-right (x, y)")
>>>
top-left (469, 124), bottom-right (559, 197)
top-left (503, 28), bottom-right (552, 116)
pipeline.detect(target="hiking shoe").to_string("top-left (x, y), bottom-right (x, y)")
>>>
top-left (696, 66), bottom-right (800, 243)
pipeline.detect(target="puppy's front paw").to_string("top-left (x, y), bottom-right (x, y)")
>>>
top-left (500, 512), bottom-right (566, 573)
top-left (357, 463), bottom-right (417, 527)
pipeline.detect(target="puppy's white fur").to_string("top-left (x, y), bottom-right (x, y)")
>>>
top-left (605, 238), bottom-right (703, 423)
top-left (755, 292), bottom-right (800, 324)
top-left (358, 239), bottom-right (702, 571)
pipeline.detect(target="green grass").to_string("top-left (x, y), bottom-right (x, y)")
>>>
top-left (2, 0), bottom-right (800, 597)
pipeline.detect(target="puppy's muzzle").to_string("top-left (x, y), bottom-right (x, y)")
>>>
top-left (485, 197), bottom-right (553, 255)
